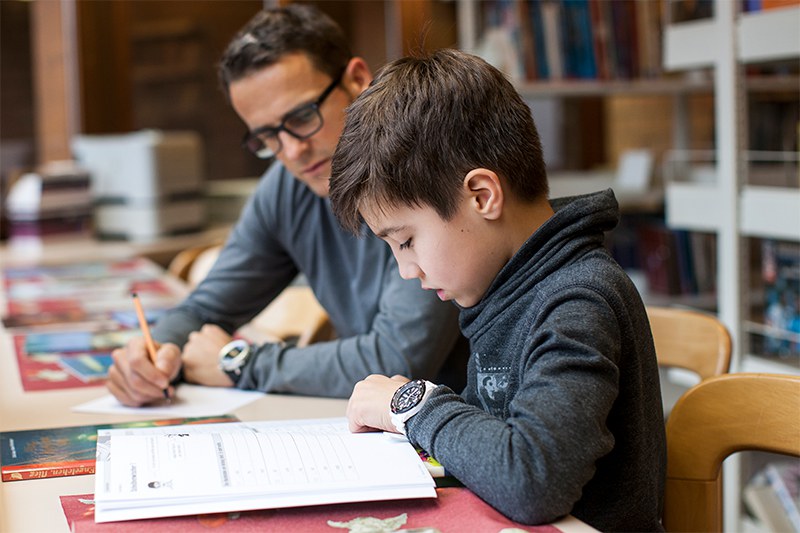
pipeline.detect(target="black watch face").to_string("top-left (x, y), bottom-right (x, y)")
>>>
top-left (225, 346), bottom-right (244, 359)
top-left (391, 380), bottom-right (426, 414)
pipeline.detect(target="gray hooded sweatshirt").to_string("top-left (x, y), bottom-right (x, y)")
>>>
top-left (407, 189), bottom-right (666, 531)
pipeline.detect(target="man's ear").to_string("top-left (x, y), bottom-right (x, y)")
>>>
top-left (343, 57), bottom-right (373, 96)
top-left (463, 168), bottom-right (503, 221)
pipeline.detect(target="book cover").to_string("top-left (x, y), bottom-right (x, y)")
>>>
top-left (415, 447), bottom-right (462, 488)
top-left (762, 240), bottom-right (800, 359)
top-left (764, 461), bottom-right (800, 531)
top-left (0, 415), bottom-right (238, 482)
top-left (1, 258), bottom-right (182, 330)
top-left (58, 353), bottom-right (114, 382)
top-left (637, 222), bottom-right (682, 296)
top-left (588, 0), bottom-right (612, 80)
top-left (13, 334), bottom-right (111, 392)
top-left (560, 0), bottom-right (597, 79)
top-left (744, 483), bottom-right (797, 531)
top-left (60, 487), bottom-right (562, 532)
top-left (12, 330), bottom-right (147, 392)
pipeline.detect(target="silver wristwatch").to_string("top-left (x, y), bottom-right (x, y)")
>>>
top-left (389, 379), bottom-right (438, 435)
top-left (218, 339), bottom-right (252, 378)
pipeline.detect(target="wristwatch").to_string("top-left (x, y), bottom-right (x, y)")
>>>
top-left (218, 339), bottom-right (252, 379)
top-left (390, 379), bottom-right (438, 435)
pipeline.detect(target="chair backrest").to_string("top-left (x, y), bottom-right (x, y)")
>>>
top-left (167, 243), bottom-right (223, 284)
top-left (663, 373), bottom-right (800, 532)
top-left (247, 285), bottom-right (334, 347)
top-left (647, 306), bottom-right (732, 381)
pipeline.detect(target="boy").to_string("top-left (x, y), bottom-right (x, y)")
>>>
top-left (329, 49), bottom-right (666, 531)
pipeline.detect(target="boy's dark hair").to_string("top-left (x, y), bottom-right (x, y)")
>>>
top-left (218, 4), bottom-right (352, 98)
top-left (330, 48), bottom-right (548, 235)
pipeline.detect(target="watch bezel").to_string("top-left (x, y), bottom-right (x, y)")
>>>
top-left (218, 339), bottom-right (251, 374)
top-left (391, 379), bottom-right (427, 414)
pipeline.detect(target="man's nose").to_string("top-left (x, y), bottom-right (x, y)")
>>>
top-left (279, 130), bottom-right (309, 160)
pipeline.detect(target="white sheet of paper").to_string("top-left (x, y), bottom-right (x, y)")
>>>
top-left (72, 384), bottom-right (265, 417)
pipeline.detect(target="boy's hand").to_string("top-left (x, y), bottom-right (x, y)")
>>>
top-left (107, 337), bottom-right (180, 406)
top-left (182, 324), bottom-right (235, 387)
top-left (347, 374), bottom-right (410, 433)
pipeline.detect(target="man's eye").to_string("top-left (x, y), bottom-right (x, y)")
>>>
top-left (256, 130), bottom-right (279, 142)
top-left (285, 106), bottom-right (318, 127)
top-left (399, 239), bottom-right (412, 250)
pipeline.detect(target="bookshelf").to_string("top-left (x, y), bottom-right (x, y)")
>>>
top-left (662, 1), bottom-right (800, 530)
top-left (455, 0), bottom-right (722, 306)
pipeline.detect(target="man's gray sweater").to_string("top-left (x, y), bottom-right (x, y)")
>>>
top-left (152, 162), bottom-right (466, 397)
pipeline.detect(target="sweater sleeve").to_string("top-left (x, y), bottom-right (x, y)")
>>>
top-left (153, 164), bottom-right (463, 398)
top-left (406, 292), bottom-right (620, 525)
top-left (233, 258), bottom-right (462, 397)
top-left (151, 167), bottom-right (297, 346)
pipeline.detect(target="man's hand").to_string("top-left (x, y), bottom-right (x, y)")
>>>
top-left (346, 374), bottom-right (410, 433)
top-left (182, 324), bottom-right (235, 387)
top-left (107, 337), bottom-right (180, 406)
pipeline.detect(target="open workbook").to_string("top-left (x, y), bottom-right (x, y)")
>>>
top-left (93, 417), bottom-right (436, 523)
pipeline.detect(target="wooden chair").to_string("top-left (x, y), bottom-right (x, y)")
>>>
top-left (663, 372), bottom-right (800, 532)
top-left (167, 242), bottom-right (223, 284)
top-left (167, 244), bottom-right (334, 347)
top-left (647, 305), bottom-right (732, 381)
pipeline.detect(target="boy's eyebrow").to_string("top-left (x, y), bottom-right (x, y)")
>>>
top-left (374, 224), bottom-right (407, 239)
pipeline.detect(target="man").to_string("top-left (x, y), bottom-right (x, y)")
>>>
top-left (107, 5), bottom-right (466, 406)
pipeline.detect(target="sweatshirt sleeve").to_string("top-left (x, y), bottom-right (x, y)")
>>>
top-left (406, 293), bottom-right (620, 525)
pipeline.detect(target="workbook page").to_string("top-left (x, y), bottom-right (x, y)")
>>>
top-left (94, 417), bottom-right (435, 522)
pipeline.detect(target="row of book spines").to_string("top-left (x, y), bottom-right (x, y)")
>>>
top-left (483, 0), bottom-right (662, 83)
top-left (744, 0), bottom-right (800, 12)
top-left (611, 221), bottom-right (718, 298)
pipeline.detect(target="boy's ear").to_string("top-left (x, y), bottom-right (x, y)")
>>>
top-left (463, 168), bottom-right (503, 221)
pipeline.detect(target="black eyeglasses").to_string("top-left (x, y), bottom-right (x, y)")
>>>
top-left (242, 69), bottom-right (345, 159)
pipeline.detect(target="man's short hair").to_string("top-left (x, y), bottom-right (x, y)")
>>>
top-left (330, 48), bottom-right (548, 235)
top-left (219, 4), bottom-right (352, 97)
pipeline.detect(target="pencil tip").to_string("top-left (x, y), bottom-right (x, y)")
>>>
top-left (131, 291), bottom-right (138, 298)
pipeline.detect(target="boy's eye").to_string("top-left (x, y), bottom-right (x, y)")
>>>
top-left (398, 239), bottom-right (412, 251)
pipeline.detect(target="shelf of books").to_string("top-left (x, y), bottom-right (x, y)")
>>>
top-left (661, 1), bottom-right (799, 530)
top-left (454, 1), bottom-right (726, 308)
top-left (458, 0), bottom-right (677, 87)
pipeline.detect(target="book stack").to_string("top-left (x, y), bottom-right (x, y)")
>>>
top-left (4, 160), bottom-right (93, 245)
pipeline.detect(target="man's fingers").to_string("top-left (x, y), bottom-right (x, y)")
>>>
top-left (106, 366), bottom-right (157, 407)
top-left (107, 342), bottom-right (177, 405)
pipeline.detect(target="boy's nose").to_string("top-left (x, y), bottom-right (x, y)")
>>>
top-left (398, 261), bottom-right (423, 281)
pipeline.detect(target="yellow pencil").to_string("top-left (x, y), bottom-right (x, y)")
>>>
top-left (131, 292), bottom-right (170, 400)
